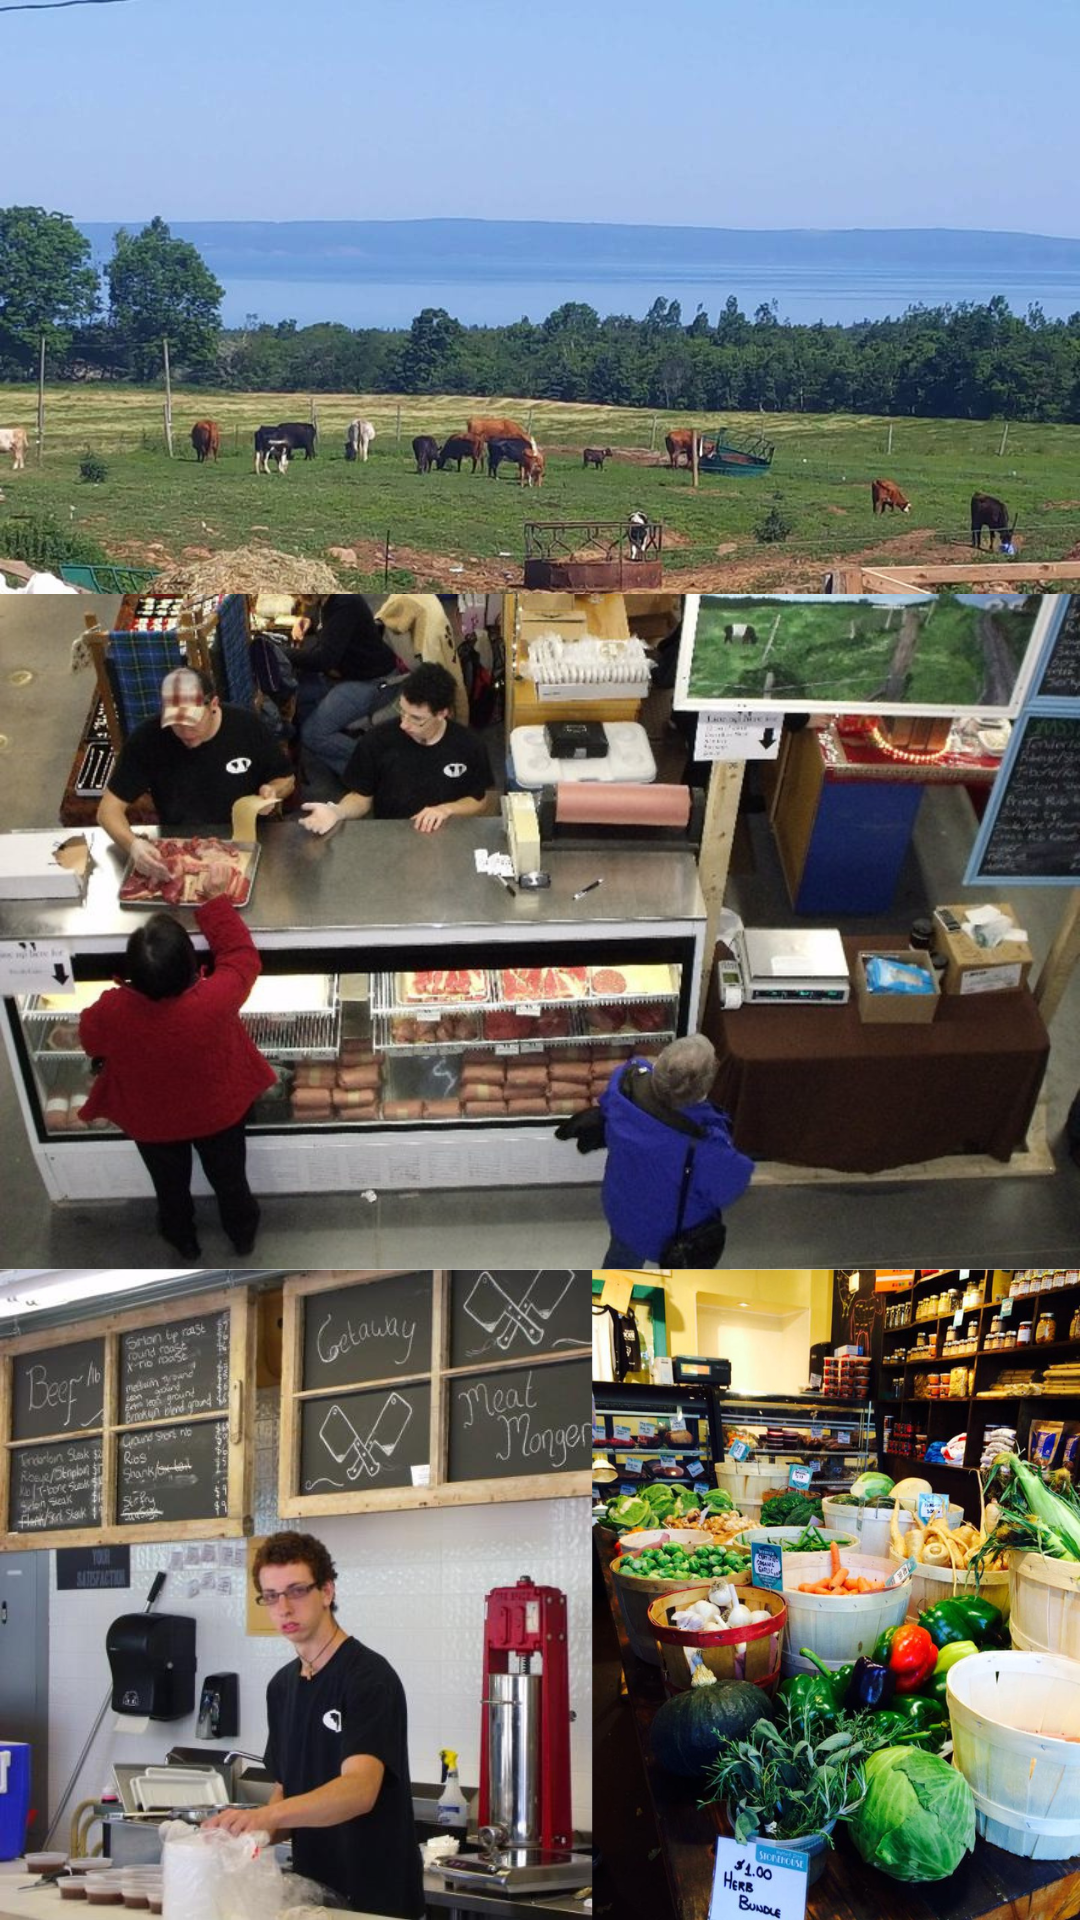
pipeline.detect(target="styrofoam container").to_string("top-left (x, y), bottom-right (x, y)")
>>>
top-left (892, 1551), bottom-right (1011, 1624)
top-left (948, 1650), bottom-right (1080, 1858)
top-left (779, 1552), bottom-right (909, 1670)
top-left (822, 1496), bottom-right (962, 1560)
top-left (1009, 1551), bottom-right (1080, 1662)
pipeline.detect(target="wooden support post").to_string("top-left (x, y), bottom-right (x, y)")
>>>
top-left (691, 432), bottom-right (699, 491)
top-left (162, 339), bottom-right (173, 457)
top-left (649, 414), bottom-right (657, 451)
top-left (999, 421), bottom-right (1010, 458)
top-left (395, 404), bottom-right (402, 450)
top-left (1033, 891), bottom-right (1080, 1029)
top-left (886, 422), bottom-right (893, 457)
top-left (310, 396), bottom-right (319, 432)
top-left (37, 334), bottom-right (45, 463)
top-left (695, 757), bottom-right (746, 1026)
top-left (526, 405), bottom-right (534, 437)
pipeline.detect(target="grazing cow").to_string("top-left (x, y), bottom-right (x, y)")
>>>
top-left (0, 427), bottom-right (28, 471)
top-left (724, 622), bottom-right (757, 644)
top-left (627, 511), bottom-right (651, 560)
top-left (412, 435), bottom-right (440, 474)
top-left (871, 477), bottom-right (910, 514)
top-left (190, 420), bottom-right (220, 463)
top-left (664, 427), bottom-right (698, 469)
top-left (437, 433), bottom-right (486, 472)
top-left (971, 492), bottom-right (1015, 552)
top-left (519, 447), bottom-right (545, 488)
top-left (345, 418), bottom-right (375, 463)
top-left (253, 422), bottom-right (317, 473)
top-left (468, 415), bottom-right (535, 450)
top-left (583, 446), bottom-right (614, 468)
top-left (487, 436), bottom-right (535, 480)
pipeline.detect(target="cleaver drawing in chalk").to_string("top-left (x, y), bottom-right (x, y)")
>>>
top-left (320, 1404), bottom-right (371, 1481)
top-left (464, 1271), bottom-right (544, 1350)
top-left (495, 1270), bottom-right (577, 1351)
top-left (320, 1395), bottom-right (414, 1479)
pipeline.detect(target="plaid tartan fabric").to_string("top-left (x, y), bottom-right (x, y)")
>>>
top-left (108, 630), bottom-right (185, 735)
top-left (216, 594), bottom-right (257, 708)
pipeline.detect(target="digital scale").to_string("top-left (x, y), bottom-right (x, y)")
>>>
top-left (734, 926), bottom-right (851, 1005)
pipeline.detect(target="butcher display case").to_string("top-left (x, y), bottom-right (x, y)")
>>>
top-left (0, 820), bottom-right (706, 1201)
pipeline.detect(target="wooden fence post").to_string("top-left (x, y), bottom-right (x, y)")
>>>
top-left (37, 334), bottom-right (45, 464)
top-left (162, 339), bottom-right (173, 456)
top-left (395, 405), bottom-right (402, 450)
top-left (998, 421), bottom-right (1009, 458)
top-left (649, 414), bottom-right (657, 451)
top-left (886, 422), bottom-right (893, 457)
top-left (691, 432), bottom-right (699, 491)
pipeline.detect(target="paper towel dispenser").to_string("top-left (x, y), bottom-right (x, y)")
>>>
top-left (106, 1614), bottom-right (197, 1720)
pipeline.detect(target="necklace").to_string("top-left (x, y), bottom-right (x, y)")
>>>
top-left (299, 1626), bottom-right (340, 1680)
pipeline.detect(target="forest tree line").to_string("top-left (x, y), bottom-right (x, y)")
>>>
top-left (3, 208), bottom-right (1080, 421)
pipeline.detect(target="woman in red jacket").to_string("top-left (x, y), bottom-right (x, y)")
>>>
top-left (78, 865), bottom-right (275, 1260)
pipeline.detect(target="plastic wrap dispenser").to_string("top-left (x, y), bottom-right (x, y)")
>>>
top-left (106, 1614), bottom-right (197, 1720)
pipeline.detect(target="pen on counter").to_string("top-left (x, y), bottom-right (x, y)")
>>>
top-left (573, 879), bottom-right (603, 900)
top-left (492, 873), bottom-right (517, 898)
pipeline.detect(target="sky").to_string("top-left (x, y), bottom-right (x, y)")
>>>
top-left (2, 0), bottom-right (1076, 235)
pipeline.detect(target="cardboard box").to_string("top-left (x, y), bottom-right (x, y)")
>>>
top-left (935, 902), bottom-right (1033, 996)
top-left (854, 949), bottom-right (940, 1024)
top-left (0, 832), bottom-right (89, 899)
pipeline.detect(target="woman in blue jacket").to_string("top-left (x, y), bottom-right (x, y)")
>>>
top-left (595, 1034), bottom-right (752, 1267)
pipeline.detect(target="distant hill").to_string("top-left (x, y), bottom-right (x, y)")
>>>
top-left (76, 218), bottom-right (1080, 283)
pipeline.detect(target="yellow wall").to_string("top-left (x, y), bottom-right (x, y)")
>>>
top-left (656, 1271), bottom-right (833, 1356)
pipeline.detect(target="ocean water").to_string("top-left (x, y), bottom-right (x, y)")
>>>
top-left (219, 263), bottom-right (1080, 330)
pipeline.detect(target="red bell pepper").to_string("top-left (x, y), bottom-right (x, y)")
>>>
top-left (884, 1622), bottom-right (937, 1693)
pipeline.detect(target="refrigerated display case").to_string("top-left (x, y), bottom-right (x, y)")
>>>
top-left (592, 1382), bottom-right (725, 1500)
top-left (1, 820), bottom-right (706, 1200)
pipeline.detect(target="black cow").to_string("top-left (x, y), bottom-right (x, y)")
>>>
top-left (254, 421), bottom-right (317, 473)
top-left (970, 492), bottom-right (1015, 551)
top-left (438, 433), bottom-right (486, 472)
top-left (412, 435), bottom-right (440, 474)
top-left (583, 446), bottom-right (614, 468)
top-left (487, 436), bottom-right (533, 479)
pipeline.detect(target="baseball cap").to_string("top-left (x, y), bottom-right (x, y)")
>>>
top-left (161, 668), bottom-right (209, 727)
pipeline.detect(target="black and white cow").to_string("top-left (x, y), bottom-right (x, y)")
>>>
top-left (724, 622), bottom-right (758, 644)
top-left (254, 422), bottom-right (317, 473)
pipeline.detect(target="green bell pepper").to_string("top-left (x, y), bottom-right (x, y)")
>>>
top-left (777, 1648), bottom-right (850, 1717)
top-left (918, 1596), bottom-right (1006, 1650)
top-left (885, 1691), bottom-right (950, 1735)
top-left (873, 1625), bottom-right (900, 1663)
top-left (925, 1637), bottom-right (980, 1704)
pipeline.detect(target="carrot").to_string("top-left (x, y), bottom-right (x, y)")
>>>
top-left (829, 1541), bottom-right (842, 1579)
top-left (827, 1566), bottom-right (847, 1589)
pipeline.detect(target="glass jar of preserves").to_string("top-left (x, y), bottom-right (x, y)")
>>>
top-left (1017, 1320), bottom-right (1033, 1347)
top-left (1036, 1312), bottom-right (1057, 1344)
top-left (1009, 1274), bottom-right (1023, 1299)
top-left (1069, 1305), bottom-right (1080, 1343)
top-left (1001, 1328), bottom-right (1017, 1350)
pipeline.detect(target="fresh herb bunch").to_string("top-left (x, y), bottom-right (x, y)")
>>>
top-left (758, 1490), bottom-right (823, 1527)
top-left (700, 1697), bottom-right (869, 1844)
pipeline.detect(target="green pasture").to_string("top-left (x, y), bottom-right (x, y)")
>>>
top-left (2, 386), bottom-right (1080, 584)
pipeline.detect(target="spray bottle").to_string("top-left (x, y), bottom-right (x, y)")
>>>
top-left (436, 1748), bottom-right (467, 1827)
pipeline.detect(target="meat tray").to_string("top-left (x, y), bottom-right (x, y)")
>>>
top-left (117, 839), bottom-right (260, 910)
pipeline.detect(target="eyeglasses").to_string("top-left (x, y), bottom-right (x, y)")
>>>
top-left (256, 1582), bottom-right (320, 1607)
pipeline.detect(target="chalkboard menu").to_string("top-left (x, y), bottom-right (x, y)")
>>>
top-left (121, 1311), bottom-right (230, 1424)
top-left (450, 1272), bottom-right (590, 1365)
top-left (302, 1273), bottom-right (432, 1390)
top-left (280, 1272), bottom-right (592, 1515)
top-left (117, 1421), bottom-right (230, 1526)
top-left (1036, 597), bottom-right (1080, 699)
top-left (448, 1360), bottom-right (592, 1484)
top-left (11, 1338), bottom-right (105, 1441)
top-left (1, 1286), bottom-right (253, 1549)
top-left (969, 715), bottom-right (1080, 881)
top-left (10, 1438), bottom-right (102, 1533)
top-left (300, 1383), bottom-right (431, 1493)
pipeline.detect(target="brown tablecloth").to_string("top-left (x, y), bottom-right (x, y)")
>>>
top-left (705, 936), bottom-right (1050, 1171)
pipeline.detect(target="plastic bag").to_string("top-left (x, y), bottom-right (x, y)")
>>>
top-left (864, 955), bottom-right (935, 995)
top-left (161, 1820), bottom-right (293, 1920)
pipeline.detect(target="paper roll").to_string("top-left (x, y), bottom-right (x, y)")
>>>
top-left (231, 794), bottom-right (277, 843)
top-left (113, 1715), bottom-right (150, 1735)
top-left (555, 782), bottom-right (691, 828)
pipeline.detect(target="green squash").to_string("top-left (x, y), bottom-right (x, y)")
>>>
top-left (649, 1680), bottom-right (774, 1777)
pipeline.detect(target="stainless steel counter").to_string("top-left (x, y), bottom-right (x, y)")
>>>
top-left (0, 822), bottom-right (705, 955)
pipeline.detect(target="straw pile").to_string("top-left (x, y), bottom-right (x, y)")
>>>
top-left (149, 546), bottom-right (341, 595)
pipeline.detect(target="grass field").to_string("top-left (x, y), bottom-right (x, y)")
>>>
top-left (3, 385), bottom-right (1080, 588)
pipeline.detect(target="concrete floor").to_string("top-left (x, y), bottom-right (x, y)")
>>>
top-left (1, 595), bottom-right (1078, 1268)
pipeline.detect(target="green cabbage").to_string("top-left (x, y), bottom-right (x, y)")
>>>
top-left (848, 1471), bottom-right (895, 1505)
top-left (641, 1484), bottom-right (677, 1516)
top-left (848, 1747), bottom-right (976, 1881)
top-left (701, 1487), bottom-right (736, 1513)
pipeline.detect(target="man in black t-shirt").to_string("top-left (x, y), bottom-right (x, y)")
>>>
top-left (299, 662), bottom-right (493, 835)
top-left (205, 1529), bottom-right (424, 1919)
top-left (97, 668), bottom-right (294, 880)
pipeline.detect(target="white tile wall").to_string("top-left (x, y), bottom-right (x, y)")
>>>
top-left (46, 1389), bottom-right (591, 1843)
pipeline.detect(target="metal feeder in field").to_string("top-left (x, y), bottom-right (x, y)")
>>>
top-left (523, 520), bottom-right (664, 589)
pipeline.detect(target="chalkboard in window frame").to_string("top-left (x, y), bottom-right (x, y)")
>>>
top-left (278, 1270), bottom-right (592, 1516)
top-left (0, 1287), bottom-right (255, 1550)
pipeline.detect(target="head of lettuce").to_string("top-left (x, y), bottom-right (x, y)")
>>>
top-left (848, 1746), bottom-right (976, 1881)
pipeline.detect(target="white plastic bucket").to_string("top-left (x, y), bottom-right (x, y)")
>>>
top-left (822, 1497), bottom-right (962, 1560)
top-left (894, 1553), bottom-right (1011, 1624)
top-left (1009, 1552), bottom-right (1080, 1662)
top-left (779, 1552), bottom-right (910, 1670)
top-left (947, 1650), bottom-right (1080, 1859)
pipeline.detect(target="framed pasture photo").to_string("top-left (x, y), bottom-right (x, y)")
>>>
top-left (674, 592), bottom-right (1056, 719)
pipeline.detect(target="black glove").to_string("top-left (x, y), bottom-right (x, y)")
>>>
top-left (553, 1107), bottom-right (606, 1154)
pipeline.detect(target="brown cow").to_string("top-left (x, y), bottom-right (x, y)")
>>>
top-left (467, 415), bottom-right (534, 449)
top-left (519, 448), bottom-right (545, 488)
top-left (871, 477), bottom-right (910, 514)
top-left (191, 420), bottom-right (220, 463)
top-left (664, 427), bottom-right (701, 468)
top-left (438, 433), bottom-right (486, 471)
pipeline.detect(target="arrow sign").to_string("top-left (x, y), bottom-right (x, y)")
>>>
top-left (0, 939), bottom-right (76, 997)
top-left (759, 728), bottom-right (776, 749)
